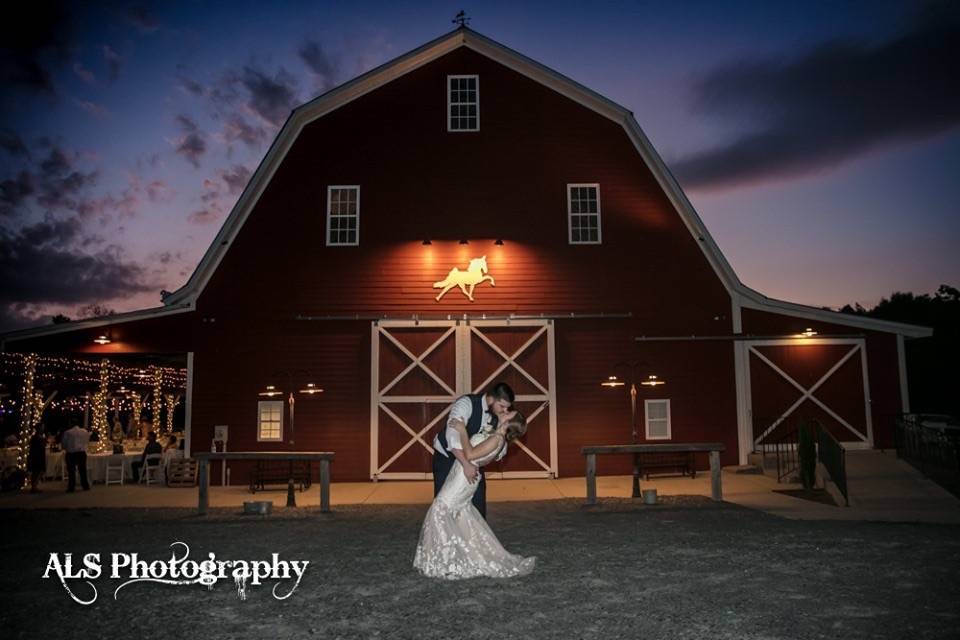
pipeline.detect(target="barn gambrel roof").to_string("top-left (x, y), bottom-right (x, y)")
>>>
top-left (2, 26), bottom-right (932, 343)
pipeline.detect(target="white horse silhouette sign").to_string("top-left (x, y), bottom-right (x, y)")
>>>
top-left (433, 256), bottom-right (496, 301)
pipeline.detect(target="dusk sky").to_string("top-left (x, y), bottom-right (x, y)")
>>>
top-left (1, 0), bottom-right (958, 332)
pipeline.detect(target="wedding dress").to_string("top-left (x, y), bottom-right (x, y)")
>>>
top-left (413, 431), bottom-right (536, 579)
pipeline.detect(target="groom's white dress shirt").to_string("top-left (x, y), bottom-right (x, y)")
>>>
top-left (433, 395), bottom-right (506, 463)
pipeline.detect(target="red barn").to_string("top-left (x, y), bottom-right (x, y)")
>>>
top-left (1, 27), bottom-right (931, 483)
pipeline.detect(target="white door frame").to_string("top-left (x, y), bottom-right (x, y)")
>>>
top-left (370, 319), bottom-right (558, 480)
top-left (738, 337), bottom-right (873, 462)
top-left (467, 320), bottom-right (558, 479)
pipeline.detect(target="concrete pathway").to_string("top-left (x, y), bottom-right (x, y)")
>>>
top-left (3, 450), bottom-right (958, 523)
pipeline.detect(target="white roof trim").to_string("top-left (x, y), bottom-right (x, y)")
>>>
top-left (160, 27), bottom-right (932, 339)
top-left (0, 302), bottom-right (193, 347)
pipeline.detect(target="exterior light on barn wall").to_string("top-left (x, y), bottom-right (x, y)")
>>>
top-left (601, 359), bottom-right (646, 498)
top-left (640, 374), bottom-right (665, 387)
top-left (259, 384), bottom-right (282, 397)
top-left (459, 239), bottom-right (469, 245)
top-left (600, 375), bottom-right (624, 388)
top-left (93, 333), bottom-right (111, 345)
top-left (494, 238), bottom-right (504, 246)
top-left (299, 382), bottom-right (324, 395)
top-left (799, 327), bottom-right (818, 338)
top-left (422, 239), bottom-right (432, 245)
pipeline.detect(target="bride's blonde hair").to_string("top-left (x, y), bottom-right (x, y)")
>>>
top-left (501, 411), bottom-right (527, 442)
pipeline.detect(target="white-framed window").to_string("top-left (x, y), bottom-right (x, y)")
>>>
top-left (326, 185), bottom-right (360, 246)
top-left (447, 75), bottom-right (479, 131)
top-left (644, 399), bottom-right (671, 440)
top-left (567, 183), bottom-right (602, 244)
top-left (257, 400), bottom-right (283, 442)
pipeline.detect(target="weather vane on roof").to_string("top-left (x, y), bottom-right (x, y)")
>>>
top-left (452, 10), bottom-right (470, 28)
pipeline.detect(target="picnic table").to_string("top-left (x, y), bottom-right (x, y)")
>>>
top-left (580, 443), bottom-right (726, 505)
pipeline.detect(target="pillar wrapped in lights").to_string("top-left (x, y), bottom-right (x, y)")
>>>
top-left (90, 359), bottom-right (111, 453)
top-left (16, 353), bottom-right (37, 469)
top-left (164, 393), bottom-right (176, 434)
top-left (151, 367), bottom-right (163, 433)
top-left (131, 393), bottom-right (143, 429)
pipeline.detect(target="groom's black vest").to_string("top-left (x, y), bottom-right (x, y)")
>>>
top-left (436, 393), bottom-right (486, 453)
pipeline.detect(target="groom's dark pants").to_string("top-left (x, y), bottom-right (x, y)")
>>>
top-left (433, 450), bottom-right (487, 519)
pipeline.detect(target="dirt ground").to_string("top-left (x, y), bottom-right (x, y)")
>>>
top-left (3, 497), bottom-right (959, 639)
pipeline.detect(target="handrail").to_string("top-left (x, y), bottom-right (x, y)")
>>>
top-left (816, 425), bottom-right (848, 505)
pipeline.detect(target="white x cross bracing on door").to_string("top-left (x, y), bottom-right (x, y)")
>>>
top-left (748, 338), bottom-right (873, 447)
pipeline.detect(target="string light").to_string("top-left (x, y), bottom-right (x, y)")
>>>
top-left (90, 359), bottom-right (111, 453)
top-left (131, 393), bottom-right (143, 429)
top-left (16, 354), bottom-right (37, 469)
top-left (151, 367), bottom-right (163, 434)
top-left (164, 393), bottom-right (177, 434)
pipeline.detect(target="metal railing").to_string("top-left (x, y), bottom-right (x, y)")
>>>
top-left (894, 413), bottom-right (960, 496)
top-left (816, 424), bottom-right (848, 505)
top-left (759, 425), bottom-right (800, 483)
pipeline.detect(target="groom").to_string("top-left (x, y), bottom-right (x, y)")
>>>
top-left (432, 382), bottom-right (515, 520)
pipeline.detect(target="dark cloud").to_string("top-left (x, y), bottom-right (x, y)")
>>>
top-left (186, 208), bottom-right (219, 225)
top-left (222, 112), bottom-right (266, 148)
top-left (72, 61), bottom-right (95, 84)
top-left (102, 44), bottom-right (123, 83)
top-left (237, 64), bottom-right (300, 127)
top-left (218, 164), bottom-right (252, 195)
top-left (0, 214), bottom-right (156, 331)
top-left (177, 74), bottom-right (205, 96)
top-left (0, 1), bottom-right (73, 95)
top-left (34, 146), bottom-right (99, 213)
top-left (672, 2), bottom-right (960, 190)
top-left (298, 40), bottom-right (338, 91)
top-left (0, 129), bottom-right (29, 157)
top-left (173, 115), bottom-right (206, 168)
top-left (125, 4), bottom-right (161, 33)
top-left (0, 171), bottom-right (36, 216)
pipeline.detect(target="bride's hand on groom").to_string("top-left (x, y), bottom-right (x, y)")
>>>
top-left (462, 460), bottom-right (479, 484)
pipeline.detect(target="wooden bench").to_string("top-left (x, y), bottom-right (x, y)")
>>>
top-left (249, 460), bottom-right (313, 493)
top-left (166, 458), bottom-right (198, 487)
top-left (581, 443), bottom-right (725, 505)
top-left (639, 451), bottom-right (696, 480)
top-left (194, 452), bottom-right (335, 514)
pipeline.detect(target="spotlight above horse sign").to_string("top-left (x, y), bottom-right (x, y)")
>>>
top-left (433, 256), bottom-right (496, 302)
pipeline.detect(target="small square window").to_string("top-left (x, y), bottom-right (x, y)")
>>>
top-left (644, 399), bottom-right (671, 440)
top-left (257, 400), bottom-right (283, 442)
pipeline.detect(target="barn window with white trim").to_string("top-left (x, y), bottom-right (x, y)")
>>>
top-left (448, 75), bottom-right (478, 131)
top-left (257, 400), bottom-right (283, 442)
top-left (567, 184), bottom-right (601, 244)
top-left (326, 185), bottom-right (359, 245)
top-left (645, 399), bottom-right (671, 440)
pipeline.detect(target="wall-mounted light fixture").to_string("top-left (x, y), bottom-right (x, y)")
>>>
top-left (459, 239), bottom-right (469, 245)
top-left (258, 384), bottom-right (282, 397)
top-left (93, 332), bottom-right (111, 345)
top-left (600, 375), bottom-right (625, 388)
top-left (800, 327), bottom-right (818, 337)
top-left (422, 239), bottom-right (432, 245)
top-left (640, 374), bottom-right (665, 387)
top-left (494, 239), bottom-right (504, 246)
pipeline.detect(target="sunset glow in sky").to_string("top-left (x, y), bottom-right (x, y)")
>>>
top-left (2, 1), bottom-right (958, 331)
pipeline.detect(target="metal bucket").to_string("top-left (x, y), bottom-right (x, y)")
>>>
top-left (243, 501), bottom-right (273, 515)
top-left (642, 489), bottom-right (658, 505)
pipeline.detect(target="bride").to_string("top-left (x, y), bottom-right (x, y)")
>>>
top-left (413, 412), bottom-right (536, 579)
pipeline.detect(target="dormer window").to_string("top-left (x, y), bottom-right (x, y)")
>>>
top-left (447, 75), bottom-right (479, 131)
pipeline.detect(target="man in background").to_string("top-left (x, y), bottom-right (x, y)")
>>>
top-left (61, 423), bottom-right (91, 492)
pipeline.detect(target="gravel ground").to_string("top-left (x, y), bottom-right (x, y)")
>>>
top-left (3, 497), bottom-right (959, 640)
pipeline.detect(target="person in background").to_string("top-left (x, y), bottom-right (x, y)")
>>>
top-left (131, 431), bottom-right (163, 482)
top-left (162, 435), bottom-right (181, 486)
top-left (61, 423), bottom-right (91, 492)
top-left (27, 426), bottom-right (46, 493)
top-left (164, 435), bottom-right (178, 452)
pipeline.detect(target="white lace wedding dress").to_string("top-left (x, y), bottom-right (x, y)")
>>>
top-left (413, 431), bottom-right (536, 579)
